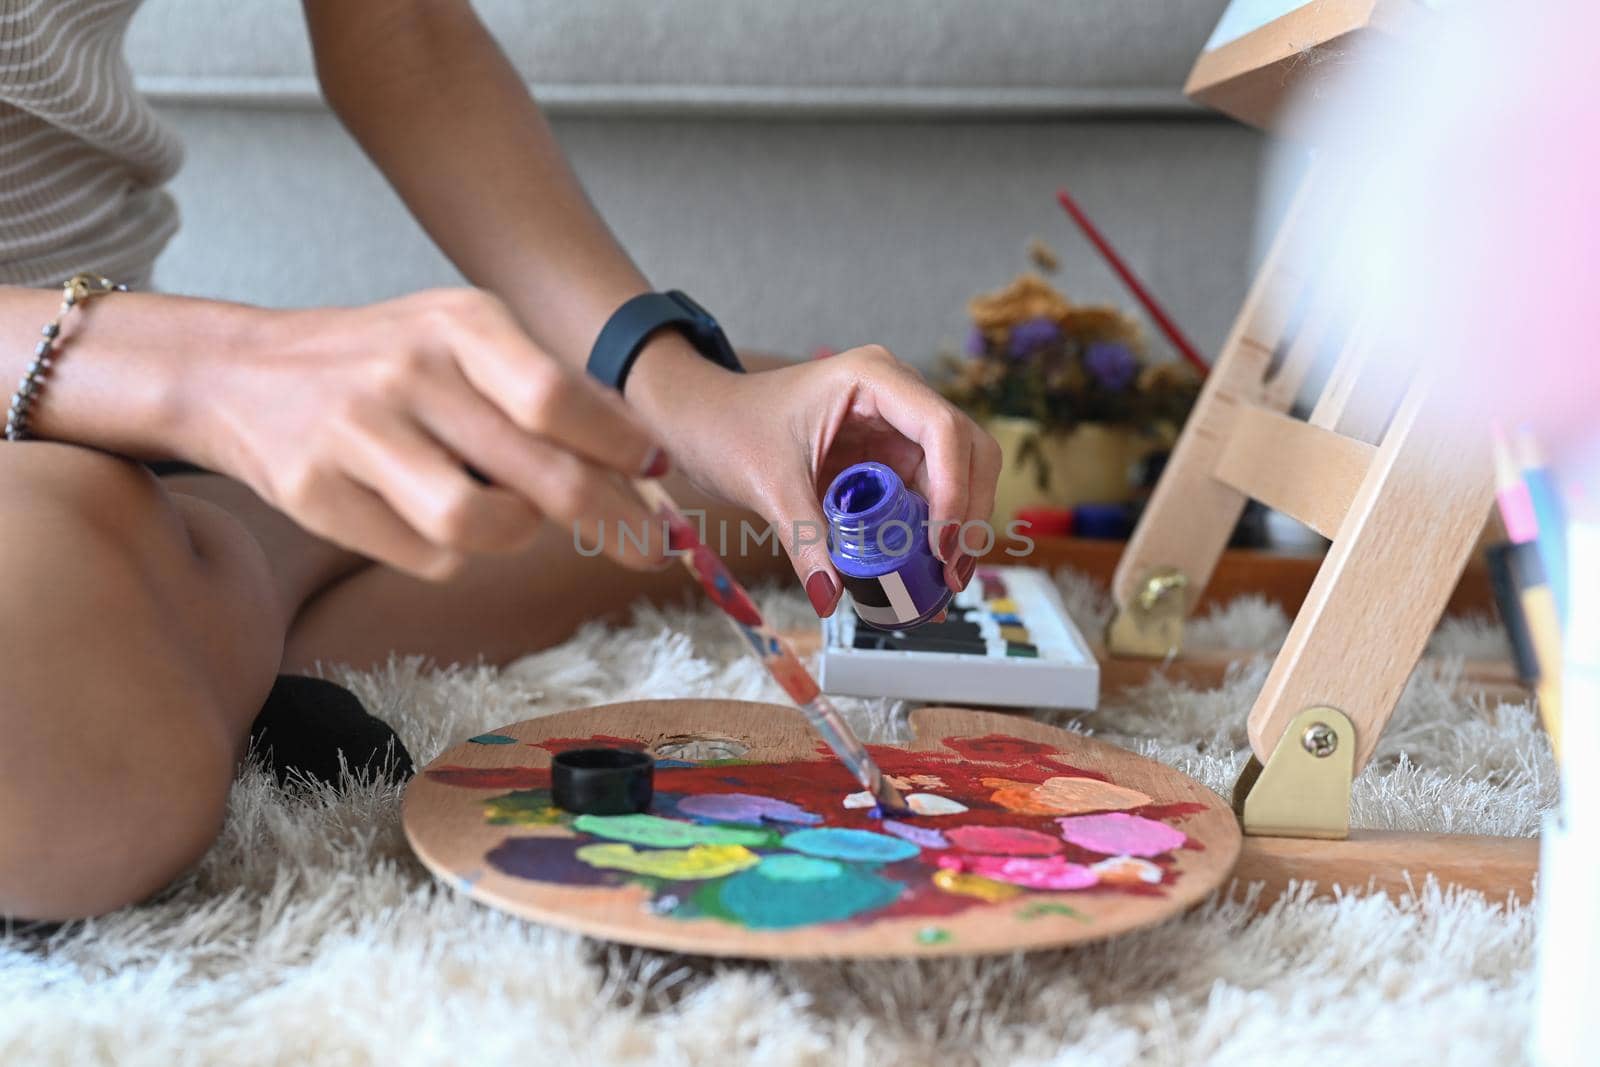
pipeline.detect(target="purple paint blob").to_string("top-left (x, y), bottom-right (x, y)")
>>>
top-left (675, 792), bottom-right (823, 826)
top-left (1056, 812), bottom-right (1187, 857)
top-left (881, 819), bottom-right (949, 850)
top-left (486, 836), bottom-right (614, 886)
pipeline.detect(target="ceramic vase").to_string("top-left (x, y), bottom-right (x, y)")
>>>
top-left (986, 416), bottom-right (1156, 526)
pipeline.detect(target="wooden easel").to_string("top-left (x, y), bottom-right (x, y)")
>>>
top-left (1100, 4), bottom-right (1542, 894)
top-left (1090, 2), bottom-right (1539, 903)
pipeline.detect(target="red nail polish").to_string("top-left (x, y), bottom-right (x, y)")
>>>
top-left (805, 570), bottom-right (838, 617)
top-left (947, 552), bottom-right (978, 592)
top-left (938, 524), bottom-right (960, 563)
top-left (641, 447), bottom-right (670, 479)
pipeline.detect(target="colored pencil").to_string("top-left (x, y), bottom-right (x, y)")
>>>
top-left (1493, 428), bottom-right (1564, 758)
top-left (1492, 421), bottom-right (1539, 544)
top-left (631, 477), bottom-right (909, 814)
top-left (1516, 426), bottom-right (1570, 624)
top-left (1054, 188), bottom-right (1210, 376)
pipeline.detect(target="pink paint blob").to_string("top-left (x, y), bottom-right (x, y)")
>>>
top-left (938, 853), bottom-right (1097, 891)
top-left (1056, 813), bottom-right (1186, 857)
top-left (945, 825), bottom-right (1063, 856)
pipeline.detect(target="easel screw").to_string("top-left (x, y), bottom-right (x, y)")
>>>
top-left (1302, 723), bottom-right (1338, 758)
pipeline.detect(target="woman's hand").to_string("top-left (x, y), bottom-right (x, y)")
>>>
top-left (628, 342), bottom-right (1003, 617)
top-left (189, 288), bottom-right (670, 580)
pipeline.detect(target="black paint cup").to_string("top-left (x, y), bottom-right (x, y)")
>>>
top-left (551, 748), bottom-right (654, 815)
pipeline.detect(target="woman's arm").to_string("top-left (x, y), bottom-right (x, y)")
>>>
top-left (0, 285), bottom-right (670, 580)
top-left (301, 0), bottom-right (1003, 612)
top-left (0, 286), bottom-right (247, 461)
top-left (299, 0), bottom-right (729, 440)
top-left (301, 0), bottom-right (651, 373)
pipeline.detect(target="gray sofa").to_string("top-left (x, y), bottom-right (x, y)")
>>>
top-left (129, 0), bottom-right (1285, 369)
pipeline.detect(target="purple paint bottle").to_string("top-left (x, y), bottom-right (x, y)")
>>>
top-left (823, 462), bottom-right (952, 630)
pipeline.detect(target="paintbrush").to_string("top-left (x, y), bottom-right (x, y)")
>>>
top-left (631, 477), bottom-right (910, 815)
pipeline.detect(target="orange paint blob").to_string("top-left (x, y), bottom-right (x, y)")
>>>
top-left (983, 775), bottom-right (1152, 816)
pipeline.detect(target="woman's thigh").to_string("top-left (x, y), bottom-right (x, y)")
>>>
top-left (0, 443), bottom-right (283, 919)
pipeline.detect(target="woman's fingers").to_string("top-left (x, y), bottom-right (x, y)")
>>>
top-left (441, 294), bottom-right (668, 478)
top-left (965, 426), bottom-right (1004, 538)
top-left (757, 470), bottom-right (840, 618)
top-left (334, 409), bottom-right (545, 558)
top-left (412, 369), bottom-right (668, 571)
top-left (285, 469), bottom-right (465, 581)
top-left (836, 346), bottom-right (978, 563)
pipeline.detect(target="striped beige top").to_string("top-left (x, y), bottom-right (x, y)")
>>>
top-left (0, 0), bottom-right (180, 289)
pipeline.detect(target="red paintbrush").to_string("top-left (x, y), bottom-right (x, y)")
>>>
top-left (1055, 188), bottom-right (1209, 377)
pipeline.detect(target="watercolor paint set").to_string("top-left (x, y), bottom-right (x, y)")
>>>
top-left (818, 565), bottom-right (1099, 710)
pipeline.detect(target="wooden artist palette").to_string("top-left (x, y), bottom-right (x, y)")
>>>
top-left (403, 700), bottom-right (1241, 958)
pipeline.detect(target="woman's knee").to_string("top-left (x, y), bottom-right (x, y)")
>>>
top-left (0, 443), bottom-right (268, 919)
top-left (0, 711), bottom-right (234, 920)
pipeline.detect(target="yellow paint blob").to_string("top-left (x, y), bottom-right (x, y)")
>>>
top-left (575, 842), bottom-right (759, 880)
top-left (982, 775), bottom-right (1152, 816)
top-left (933, 867), bottom-right (1023, 903)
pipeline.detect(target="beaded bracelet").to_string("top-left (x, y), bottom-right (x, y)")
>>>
top-left (5, 272), bottom-right (127, 442)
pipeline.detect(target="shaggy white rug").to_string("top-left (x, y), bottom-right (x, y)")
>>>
top-left (0, 572), bottom-right (1553, 1066)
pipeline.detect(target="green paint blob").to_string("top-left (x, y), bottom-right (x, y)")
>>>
top-left (468, 733), bottom-right (517, 745)
top-left (755, 854), bottom-right (843, 882)
top-left (483, 789), bottom-right (569, 827)
top-left (707, 863), bottom-right (904, 929)
top-left (779, 827), bottom-right (921, 863)
top-left (1017, 901), bottom-right (1091, 922)
top-left (916, 926), bottom-right (952, 945)
top-left (573, 813), bottom-right (776, 849)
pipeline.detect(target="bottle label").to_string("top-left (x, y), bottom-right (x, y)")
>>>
top-left (842, 570), bottom-right (922, 627)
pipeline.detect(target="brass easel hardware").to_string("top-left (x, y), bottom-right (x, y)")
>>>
top-left (1105, 567), bottom-right (1189, 659)
top-left (1231, 705), bottom-right (1354, 840)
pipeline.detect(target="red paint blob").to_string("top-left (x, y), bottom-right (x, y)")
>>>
top-left (945, 825), bottom-right (1064, 856)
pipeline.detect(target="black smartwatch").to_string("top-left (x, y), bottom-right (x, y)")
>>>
top-left (585, 290), bottom-right (743, 394)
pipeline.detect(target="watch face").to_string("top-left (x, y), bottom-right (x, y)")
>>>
top-left (666, 290), bottom-right (741, 372)
top-left (667, 289), bottom-right (713, 328)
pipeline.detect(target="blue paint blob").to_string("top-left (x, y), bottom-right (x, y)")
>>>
top-left (780, 827), bottom-right (921, 863)
top-left (710, 862), bottom-right (904, 929)
top-left (756, 854), bottom-right (843, 881)
top-left (468, 733), bottom-right (517, 745)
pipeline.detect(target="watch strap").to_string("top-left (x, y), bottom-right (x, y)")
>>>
top-left (586, 290), bottom-right (741, 393)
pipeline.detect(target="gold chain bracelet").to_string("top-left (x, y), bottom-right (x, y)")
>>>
top-left (5, 272), bottom-right (127, 442)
